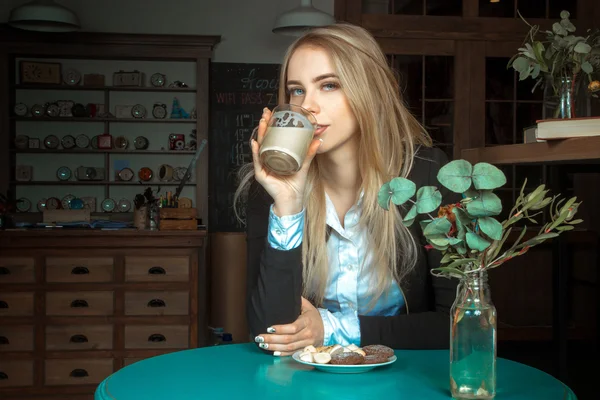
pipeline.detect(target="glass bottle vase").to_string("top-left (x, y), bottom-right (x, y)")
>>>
top-left (450, 271), bottom-right (497, 399)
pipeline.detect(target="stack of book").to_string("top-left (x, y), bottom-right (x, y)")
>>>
top-left (524, 116), bottom-right (600, 143)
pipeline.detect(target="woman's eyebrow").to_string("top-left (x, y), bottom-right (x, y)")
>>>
top-left (286, 73), bottom-right (339, 86)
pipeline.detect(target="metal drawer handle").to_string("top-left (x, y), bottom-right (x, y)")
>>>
top-left (0, 301), bottom-right (8, 309)
top-left (71, 266), bottom-right (89, 275)
top-left (148, 266), bottom-right (166, 275)
top-left (0, 372), bottom-right (7, 380)
top-left (148, 334), bottom-right (166, 342)
top-left (147, 299), bottom-right (166, 308)
top-left (70, 299), bottom-right (89, 308)
top-left (70, 369), bottom-right (89, 378)
top-left (0, 267), bottom-right (10, 275)
top-left (70, 334), bottom-right (88, 343)
top-left (0, 336), bottom-right (9, 345)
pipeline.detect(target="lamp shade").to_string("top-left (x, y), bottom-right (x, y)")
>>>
top-left (9, 0), bottom-right (80, 32)
top-left (273, 0), bottom-right (336, 36)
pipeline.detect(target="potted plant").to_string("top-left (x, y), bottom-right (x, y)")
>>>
top-left (378, 160), bottom-right (581, 399)
top-left (508, 10), bottom-right (600, 118)
top-left (133, 186), bottom-right (161, 230)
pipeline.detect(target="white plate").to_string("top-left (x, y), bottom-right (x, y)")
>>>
top-left (292, 351), bottom-right (396, 374)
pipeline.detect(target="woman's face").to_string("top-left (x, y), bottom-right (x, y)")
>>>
top-left (285, 45), bottom-right (359, 156)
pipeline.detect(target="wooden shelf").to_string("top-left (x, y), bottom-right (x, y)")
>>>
top-left (11, 181), bottom-right (195, 186)
top-left (11, 149), bottom-right (195, 155)
top-left (12, 117), bottom-right (197, 123)
top-left (14, 84), bottom-right (196, 92)
top-left (461, 137), bottom-right (600, 165)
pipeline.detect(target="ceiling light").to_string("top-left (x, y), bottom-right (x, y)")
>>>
top-left (9, 0), bottom-right (80, 32)
top-left (273, 0), bottom-right (336, 37)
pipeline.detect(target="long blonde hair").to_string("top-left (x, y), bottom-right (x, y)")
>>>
top-left (235, 23), bottom-right (431, 307)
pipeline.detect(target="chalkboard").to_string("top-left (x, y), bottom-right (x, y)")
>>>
top-left (209, 62), bottom-right (281, 232)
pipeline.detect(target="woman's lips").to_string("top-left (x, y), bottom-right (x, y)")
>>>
top-left (314, 125), bottom-right (328, 136)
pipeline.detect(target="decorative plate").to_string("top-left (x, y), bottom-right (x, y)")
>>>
top-left (291, 351), bottom-right (396, 374)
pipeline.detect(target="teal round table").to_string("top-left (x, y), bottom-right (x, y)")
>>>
top-left (95, 343), bottom-right (576, 400)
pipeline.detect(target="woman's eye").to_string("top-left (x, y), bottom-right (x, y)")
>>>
top-left (323, 82), bottom-right (339, 91)
top-left (289, 88), bottom-right (304, 96)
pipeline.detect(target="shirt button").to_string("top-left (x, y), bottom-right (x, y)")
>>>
top-left (275, 229), bottom-right (282, 235)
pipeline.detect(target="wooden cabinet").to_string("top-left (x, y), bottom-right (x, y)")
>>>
top-left (0, 230), bottom-right (206, 399)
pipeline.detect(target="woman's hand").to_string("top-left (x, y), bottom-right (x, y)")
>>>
top-left (251, 108), bottom-right (322, 216)
top-left (254, 297), bottom-right (324, 356)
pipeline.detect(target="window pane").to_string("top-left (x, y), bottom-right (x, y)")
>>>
top-left (426, 0), bottom-right (462, 16)
top-left (486, 102), bottom-right (514, 145)
top-left (516, 103), bottom-right (543, 143)
top-left (515, 165), bottom-right (544, 188)
top-left (391, 0), bottom-right (423, 15)
top-left (498, 165), bottom-right (514, 188)
top-left (549, 0), bottom-right (576, 19)
top-left (480, 0), bottom-right (515, 17)
top-left (486, 58), bottom-right (514, 101)
top-left (363, 0), bottom-right (391, 14)
top-left (425, 56), bottom-right (454, 99)
top-left (517, 0), bottom-right (546, 18)
top-left (516, 77), bottom-right (544, 101)
top-left (495, 189), bottom-right (514, 223)
top-left (425, 101), bottom-right (453, 145)
top-left (391, 55), bottom-right (423, 121)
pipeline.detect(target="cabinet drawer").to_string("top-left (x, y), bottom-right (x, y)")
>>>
top-left (46, 292), bottom-right (114, 316)
top-left (0, 326), bottom-right (34, 352)
top-left (125, 291), bottom-right (188, 316)
top-left (46, 325), bottom-right (113, 350)
top-left (0, 360), bottom-right (34, 387)
top-left (125, 325), bottom-right (189, 349)
top-left (46, 257), bottom-right (113, 283)
top-left (45, 359), bottom-right (113, 386)
top-left (0, 292), bottom-right (34, 316)
top-left (0, 257), bottom-right (35, 283)
top-left (123, 357), bottom-right (144, 367)
top-left (125, 256), bottom-right (189, 282)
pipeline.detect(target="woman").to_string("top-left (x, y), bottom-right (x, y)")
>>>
top-left (234, 23), bottom-right (459, 356)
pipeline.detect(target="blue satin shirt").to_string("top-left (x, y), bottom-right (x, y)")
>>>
top-left (268, 193), bottom-right (406, 346)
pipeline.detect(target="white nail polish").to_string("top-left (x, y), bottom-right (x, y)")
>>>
top-left (254, 336), bottom-right (264, 343)
top-left (259, 343), bottom-right (269, 349)
top-left (273, 351), bottom-right (281, 356)
top-left (267, 327), bottom-right (276, 333)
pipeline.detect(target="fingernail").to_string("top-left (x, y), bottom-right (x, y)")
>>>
top-left (267, 327), bottom-right (276, 333)
top-left (273, 351), bottom-right (281, 356)
top-left (263, 107), bottom-right (268, 112)
top-left (260, 118), bottom-right (265, 123)
top-left (254, 336), bottom-right (264, 343)
top-left (259, 343), bottom-right (269, 349)
top-left (319, 139), bottom-right (323, 146)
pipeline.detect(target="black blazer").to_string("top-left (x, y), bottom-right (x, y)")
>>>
top-left (245, 146), bottom-right (460, 349)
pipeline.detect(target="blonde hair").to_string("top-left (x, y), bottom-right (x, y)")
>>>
top-left (235, 23), bottom-right (431, 307)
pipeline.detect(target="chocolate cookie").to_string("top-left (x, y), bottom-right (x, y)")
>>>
top-left (362, 345), bottom-right (394, 358)
top-left (330, 352), bottom-right (365, 365)
top-left (363, 354), bottom-right (390, 365)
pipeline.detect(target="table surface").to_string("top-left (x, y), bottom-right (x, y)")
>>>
top-left (95, 343), bottom-right (576, 400)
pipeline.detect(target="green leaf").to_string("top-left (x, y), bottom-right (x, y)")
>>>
top-left (437, 160), bottom-right (473, 193)
top-left (581, 61), bottom-right (594, 74)
top-left (466, 191), bottom-right (502, 217)
top-left (522, 232), bottom-right (559, 247)
top-left (377, 182), bottom-right (392, 210)
top-left (403, 204), bottom-right (417, 221)
top-left (560, 10), bottom-right (570, 19)
top-left (574, 42), bottom-right (591, 54)
top-left (440, 252), bottom-right (454, 264)
top-left (560, 19), bottom-right (576, 32)
top-left (556, 225), bottom-right (574, 231)
top-left (512, 56), bottom-right (530, 73)
top-left (553, 22), bottom-right (567, 36)
top-left (472, 162), bottom-right (507, 190)
top-left (416, 186), bottom-right (442, 213)
top-left (389, 177), bottom-right (416, 206)
top-left (423, 217), bottom-right (451, 236)
top-left (466, 232), bottom-right (492, 251)
top-left (566, 218), bottom-right (583, 225)
top-left (478, 217), bottom-right (503, 240)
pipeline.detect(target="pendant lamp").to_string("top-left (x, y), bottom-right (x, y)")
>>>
top-left (9, 0), bottom-right (81, 32)
top-left (273, 0), bottom-right (336, 36)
